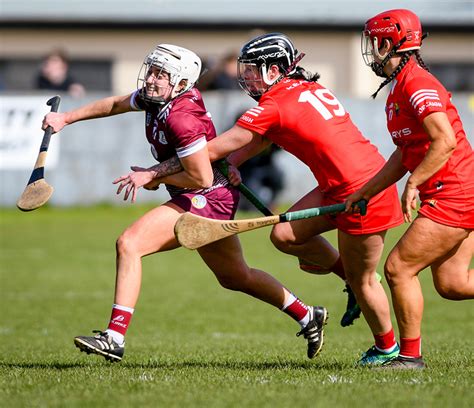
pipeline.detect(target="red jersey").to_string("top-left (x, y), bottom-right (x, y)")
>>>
top-left (386, 59), bottom-right (474, 200)
top-left (130, 88), bottom-right (228, 196)
top-left (237, 78), bottom-right (403, 234)
top-left (237, 78), bottom-right (386, 197)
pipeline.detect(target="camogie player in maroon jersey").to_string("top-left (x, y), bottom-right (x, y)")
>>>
top-left (42, 44), bottom-right (329, 362)
top-left (135, 33), bottom-right (405, 367)
top-left (346, 9), bottom-right (474, 369)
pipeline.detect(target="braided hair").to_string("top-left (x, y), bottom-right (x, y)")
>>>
top-left (414, 50), bottom-right (430, 72)
top-left (371, 49), bottom-right (431, 99)
top-left (371, 51), bottom-right (413, 99)
top-left (288, 66), bottom-right (321, 82)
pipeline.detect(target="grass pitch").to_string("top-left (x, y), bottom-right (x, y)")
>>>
top-left (0, 205), bottom-right (473, 408)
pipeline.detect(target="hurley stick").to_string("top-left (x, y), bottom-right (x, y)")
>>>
top-left (216, 159), bottom-right (273, 216)
top-left (17, 95), bottom-right (61, 211)
top-left (175, 200), bottom-right (367, 249)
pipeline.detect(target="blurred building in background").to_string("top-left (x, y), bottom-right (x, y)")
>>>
top-left (1, 0), bottom-right (472, 96)
top-left (0, 0), bottom-right (473, 207)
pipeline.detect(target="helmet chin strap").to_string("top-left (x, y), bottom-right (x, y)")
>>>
top-left (370, 37), bottom-right (407, 78)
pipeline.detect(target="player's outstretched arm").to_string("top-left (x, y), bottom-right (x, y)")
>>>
top-left (41, 94), bottom-right (134, 134)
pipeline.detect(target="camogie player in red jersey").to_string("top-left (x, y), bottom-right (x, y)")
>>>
top-left (347, 9), bottom-right (474, 369)
top-left (140, 33), bottom-right (405, 366)
top-left (42, 44), bottom-right (329, 362)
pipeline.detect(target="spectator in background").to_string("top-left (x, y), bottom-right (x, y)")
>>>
top-left (206, 52), bottom-right (240, 90)
top-left (238, 144), bottom-right (284, 212)
top-left (35, 49), bottom-right (85, 98)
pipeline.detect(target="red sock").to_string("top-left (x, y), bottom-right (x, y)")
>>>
top-left (331, 257), bottom-right (346, 280)
top-left (282, 294), bottom-right (309, 324)
top-left (400, 336), bottom-right (422, 358)
top-left (374, 328), bottom-right (397, 352)
top-left (107, 305), bottom-right (133, 337)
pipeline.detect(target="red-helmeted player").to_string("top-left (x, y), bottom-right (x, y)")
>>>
top-left (346, 9), bottom-right (474, 369)
top-left (137, 33), bottom-right (405, 367)
top-left (42, 44), bottom-right (330, 362)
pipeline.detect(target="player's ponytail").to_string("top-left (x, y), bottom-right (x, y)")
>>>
top-left (288, 66), bottom-right (320, 82)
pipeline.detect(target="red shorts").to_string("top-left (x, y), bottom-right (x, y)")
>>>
top-left (321, 184), bottom-right (404, 235)
top-left (419, 193), bottom-right (474, 229)
top-left (168, 186), bottom-right (240, 221)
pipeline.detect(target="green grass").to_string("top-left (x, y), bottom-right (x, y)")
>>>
top-left (0, 205), bottom-right (473, 408)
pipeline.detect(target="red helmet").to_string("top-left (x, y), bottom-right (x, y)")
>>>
top-left (362, 9), bottom-right (423, 66)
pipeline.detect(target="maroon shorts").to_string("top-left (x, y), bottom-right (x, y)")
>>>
top-left (168, 186), bottom-right (240, 221)
top-left (321, 184), bottom-right (404, 235)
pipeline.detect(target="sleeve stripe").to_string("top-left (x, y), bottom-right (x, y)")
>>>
top-left (409, 89), bottom-right (438, 104)
top-left (412, 92), bottom-right (439, 105)
top-left (176, 137), bottom-right (207, 158)
top-left (245, 107), bottom-right (265, 117)
top-left (412, 95), bottom-right (441, 109)
top-left (130, 90), bottom-right (143, 111)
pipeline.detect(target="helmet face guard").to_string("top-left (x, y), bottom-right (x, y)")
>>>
top-left (137, 53), bottom-right (176, 106)
top-left (237, 60), bottom-right (278, 100)
top-left (237, 33), bottom-right (300, 101)
top-left (137, 44), bottom-right (202, 106)
top-left (360, 30), bottom-right (397, 77)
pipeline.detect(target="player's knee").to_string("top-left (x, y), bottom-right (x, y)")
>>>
top-left (270, 225), bottom-right (292, 253)
top-left (434, 283), bottom-right (465, 300)
top-left (384, 254), bottom-right (403, 286)
top-left (116, 230), bottom-right (139, 257)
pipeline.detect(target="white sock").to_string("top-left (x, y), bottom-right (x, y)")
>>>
top-left (113, 303), bottom-right (135, 313)
top-left (376, 343), bottom-right (398, 354)
top-left (282, 293), bottom-right (310, 329)
top-left (281, 293), bottom-right (297, 310)
top-left (105, 329), bottom-right (125, 345)
top-left (298, 311), bottom-right (310, 328)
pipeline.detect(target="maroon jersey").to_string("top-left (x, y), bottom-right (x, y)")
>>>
top-left (130, 88), bottom-right (228, 196)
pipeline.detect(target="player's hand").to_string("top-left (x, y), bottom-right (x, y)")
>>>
top-left (401, 183), bottom-right (418, 223)
top-left (345, 190), bottom-right (367, 213)
top-left (227, 164), bottom-right (242, 186)
top-left (143, 179), bottom-right (160, 190)
top-left (42, 112), bottom-right (67, 134)
top-left (130, 166), bottom-right (160, 190)
top-left (113, 166), bottom-right (156, 203)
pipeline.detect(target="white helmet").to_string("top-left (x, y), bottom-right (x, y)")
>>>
top-left (138, 44), bottom-right (202, 104)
